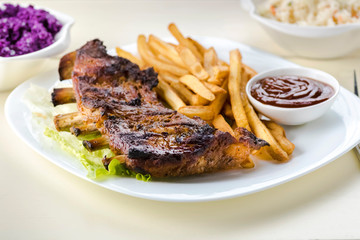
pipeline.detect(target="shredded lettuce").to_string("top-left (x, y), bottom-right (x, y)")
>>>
top-left (23, 84), bottom-right (151, 181)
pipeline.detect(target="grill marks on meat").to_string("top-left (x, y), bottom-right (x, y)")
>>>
top-left (56, 39), bottom-right (268, 177)
top-left (105, 113), bottom-right (222, 160)
top-left (68, 40), bottom-right (159, 124)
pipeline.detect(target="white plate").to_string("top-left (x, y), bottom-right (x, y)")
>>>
top-left (5, 36), bottom-right (360, 202)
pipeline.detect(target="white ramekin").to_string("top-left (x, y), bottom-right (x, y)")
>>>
top-left (246, 67), bottom-right (340, 125)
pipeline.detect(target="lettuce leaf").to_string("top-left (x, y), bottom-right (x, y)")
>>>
top-left (23, 84), bottom-right (151, 181)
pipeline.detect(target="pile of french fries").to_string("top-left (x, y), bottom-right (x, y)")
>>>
top-left (116, 23), bottom-right (295, 162)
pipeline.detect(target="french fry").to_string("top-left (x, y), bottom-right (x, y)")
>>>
top-left (210, 79), bottom-right (228, 116)
top-left (168, 23), bottom-right (203, 62)
top-left (156, 54), bottom-right (174, 64)
top-left (223, 103), bottom-right (234, 119)
top-left (253, 148), bottom-right (273, 161)
top-left (204, 47), bottom-right (218, 73)
top-left (203, 48), bottom-right (228, 85)
top-left (190, 39), bottom-right (229, 83)
top-left (263, 120), bottom-right (295, 156)
top-left (116, 47), bottom-right (144, 68)
top-left (240, 67), bottom-right (249, 103)
top-left (137, 35), bottom-right (189, 76)
top-left (177, 45), bottom-right (209, 80)
top-left (202, 81), bottom-right (226, 94)
top-left (240, 157), bottom-right (255, 168)
top-left (213, 114), bottom-right (235, 136)
top-left (170, 81), bottom-right (209, 106)
top-left (218, 65), bottom-right (230, 75)
top-left (243, 101), bottom-right (289, 161)
top-left (178, 106), bottom-right (213, 121)
top-left (187, 37), bottom-right (206, 55)
top-left (148, 35), bottom-right (187, 68)
top-left (207, 68), bottom-right (224, 85)
top-left (228, 49), bottom-right (250, 131)
top-left (155, 79), bottom-right (186, 111)
top-left (170, 82), bottom-right (191, 104)
top-left (191, 94), bottom-right (209, 106)
top-left (208, 66), bottom-right (229, 85)
top-left (159, 71), bottom-right (180, 84)
top-left (179, 75), bottom-right (215, 101)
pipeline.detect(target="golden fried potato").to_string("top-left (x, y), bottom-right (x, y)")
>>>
top-left (158, 71), bottom-right (180, 84)
top-left (244, 101), bottom-right (289, 161)
top-left (178, 106), bottom-right (214, 121)
top-left (156, 79), bottom-right (186, 111)
top-left (177, 45), bottom-right (209, 80)
top-left (202, 81), bottom-right (227, 94)
top-left (263, 120), bottom-right (295, 156)
top-left (137, 35), bottom-right (188, 76)
top-left (187, 37), bottom-right (207, 55)
top-left (116, 47), bottom-right (144, 69)
top-left (210, 79), bottom-right (228, 116)
top-left (223, 103), bottom-right (234, 119)
top-left (170, 81), bottom-right (208, 106)
top-left (168, 23), bottom-right (203, 62)
top-left (179, 75), bottom-right (215, 101)
top-left (228, 49), bottom-right (250, 131)
top-left (148, 35), bottom-right (187, 68)
top-left (213, 114), bottom-right (235, 136)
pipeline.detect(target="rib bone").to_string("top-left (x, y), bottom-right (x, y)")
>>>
top-left (59, 51), bottom-right (76, 80)
top-left (54, 112), bottom-right (84, 131)
top-left (83, 136), bottom-right (109, 152)
top-left (51, 88), bottom-right (76, 106)
top-left (102, 155), bottom-right (126, 170)
top-left (70, 123), bottom-right (100, 137)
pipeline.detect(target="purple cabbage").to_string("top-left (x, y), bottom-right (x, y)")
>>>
top-left (0, 4), bottom-right (62, 57)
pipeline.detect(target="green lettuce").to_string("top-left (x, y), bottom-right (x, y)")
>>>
top-left (44, 128), bottom-right (151, 181)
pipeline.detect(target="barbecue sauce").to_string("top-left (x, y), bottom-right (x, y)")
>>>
top-left (250, 76), bottom-right (334, 108)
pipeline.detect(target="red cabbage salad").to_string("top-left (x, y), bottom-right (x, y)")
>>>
top-left (0, 3), bottom-right (62, 57)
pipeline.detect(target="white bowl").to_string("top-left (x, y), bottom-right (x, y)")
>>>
top-left (0, 4), bottom-right (74, 91)
top-left (246, 67), bottom-right (340, 125)
top-left (241, 0), bottom-right (360, 59)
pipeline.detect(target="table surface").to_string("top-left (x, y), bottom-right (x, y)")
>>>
top-left (1, 0), bottom-right (360, 239)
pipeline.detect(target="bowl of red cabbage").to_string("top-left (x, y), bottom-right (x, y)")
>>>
top-left (0, 3), bottom-right (74, 91)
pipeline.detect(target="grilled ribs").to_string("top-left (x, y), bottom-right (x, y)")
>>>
top-left (55, 39), bottom-right (268, 178)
